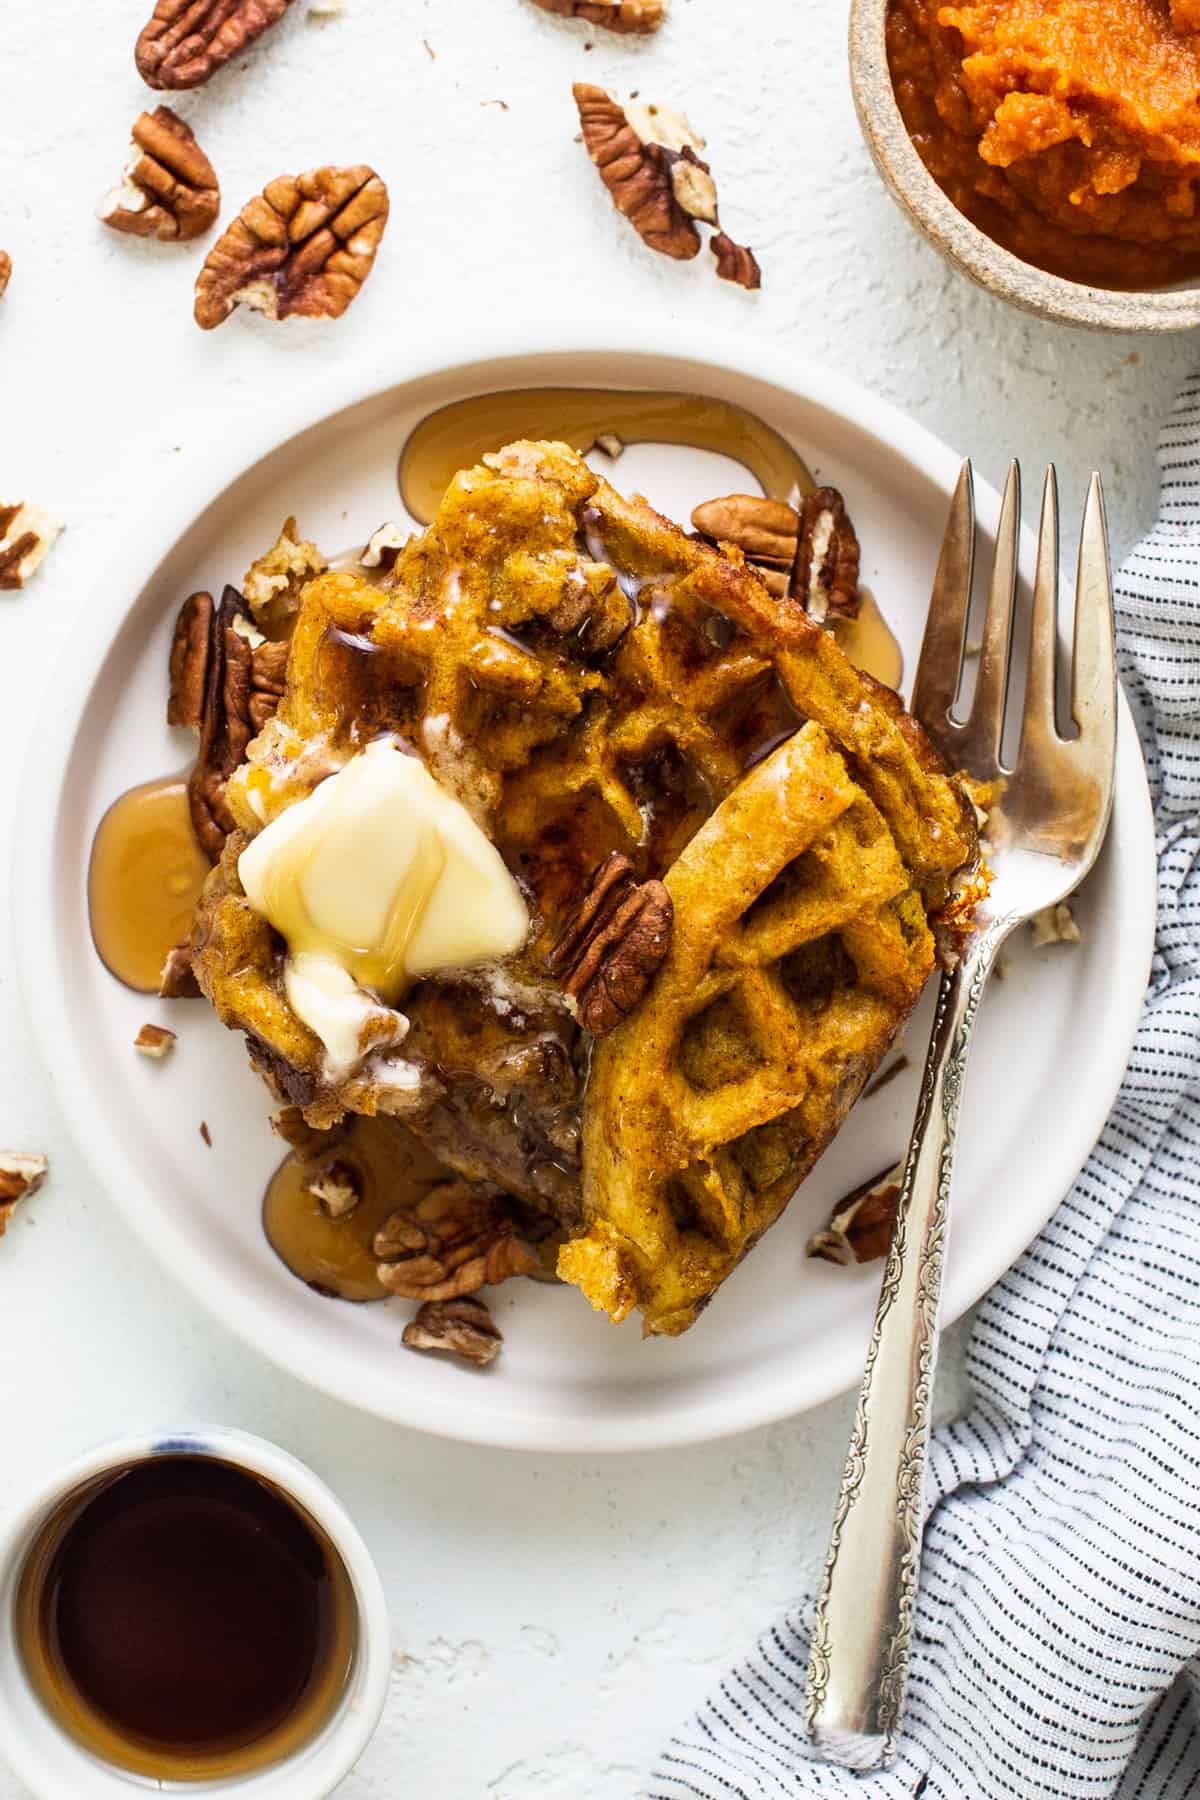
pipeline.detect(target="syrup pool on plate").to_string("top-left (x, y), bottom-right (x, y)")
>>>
top-left (87, 777), bottom-right (210, 993)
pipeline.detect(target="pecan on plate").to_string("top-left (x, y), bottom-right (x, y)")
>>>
top-left (374, 1182), bottom-right (535, 1303)
top-left (186, 585), bottom-right (285, 858)
top-left (134, 1022), bottom-right (177, 1057)
top-left (98, 107), bottom-right (219, 242)
top-left (532, 0), bottom-right (668, 32)
top-left (548, 852), bottom-right (673, 1036)
top-left (194, 166), bottom-right (389, 329)
top-left (168, 589), bottom-right (215, 728)
top-left (242, 516), bottom-right (326, 628)
top-left (806, 1160), bottom-right (904, 1267)
top-left (304, 1160), bottom-right (362, 1220)
top-left (136, 0), bottom-right (296, 90)
top-left (403, 1296), bottom-right (503, 1368)
top-left (0, 252), bottom-right (10, 299)
top-left (0, 1153), bottom-right (48, 1237)
top-left (160, 941), bottom-right (201, 997)
top-left (711, 230), bottom-right (761, 291)
top-left (793, 487), bottom-right (861, 624)
top-left (0, 503), bottom-right (62, 592)
top-left (1030, 899), bottom-right (1082, 948)
top-left (691, 495), bottom-right (798, 598)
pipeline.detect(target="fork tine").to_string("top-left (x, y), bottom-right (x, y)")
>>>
top-left (911, 460), bottom-right (974, 730)
top-left (1018, 466), bottom-right (1060, 757)
top-left (963, 460), bottom-right (1020, 764)
top-left (1072, 474), bottom-right (1117, 753)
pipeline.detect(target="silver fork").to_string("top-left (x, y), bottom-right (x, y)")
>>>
top-left (804, 461), bottom-right (1117, 1769)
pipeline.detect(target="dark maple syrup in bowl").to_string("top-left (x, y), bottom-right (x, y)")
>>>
top-left (15, 1456), bottom-right (357, 1781)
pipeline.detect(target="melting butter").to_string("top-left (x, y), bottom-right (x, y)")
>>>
top-left (238, 740), bottom-right (529, 1072)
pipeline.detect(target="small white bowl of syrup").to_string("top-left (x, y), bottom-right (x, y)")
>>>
top-left (0, 1428), bottom-right (390, 1798)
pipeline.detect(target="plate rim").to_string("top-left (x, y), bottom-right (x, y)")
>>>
top-left (16, 321), bottom-right (1158, 1453)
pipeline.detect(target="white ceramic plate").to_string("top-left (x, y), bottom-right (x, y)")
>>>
top-left (19, 326), bottom-right (1156, 1454)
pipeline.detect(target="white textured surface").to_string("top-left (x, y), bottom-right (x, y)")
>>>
top-left (0, 0), bottom-right (1186, 1794)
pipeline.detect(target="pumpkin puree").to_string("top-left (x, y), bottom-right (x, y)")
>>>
top-left (886, 0), bottom-right (1200, 287)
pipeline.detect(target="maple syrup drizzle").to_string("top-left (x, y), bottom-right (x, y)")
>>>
top-left (87, 777), bottom-right (210, 994)
top-left (832, 590), bottom-right (904, 691)
top-left (397, 388), bottom-right (817, 525)
top-left (263, 1114), bottom-right (451, 1302)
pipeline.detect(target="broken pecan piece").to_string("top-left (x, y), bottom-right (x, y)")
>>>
top-left (160, 941), bottom-right (201, 997)
top-left (98, 107), bottom-right (219, 242)
top-left (574, 85), bottom-right (701, 261)
top-left (304, 1159), bottom-right (361, 1219)
top-left (806, 1161), bottom-right (904, 1267)
top-left (194, 165), bottom-right (389, 329)
top-left (793, 487), bottom-right (861, 623)
top-left (547, 852), bottom-right (673, 1036)
top-left (0, 503), bottom-right (62, 591)
top-left (0, 252), bottom-right (10, 299)
top-left (374, 1181), bottom-right (535, 1302)
top-left (0, 1153), bottom-right (48, 1236)
top-left (242, 516), bottom-right (326, 627)
top-left (402, 1296), bottom-right (502, 1368)
top-left (532, 0), bottom-right (667, 30)
top-left (134, 1022), bottom-right (177, 1057)
top-left (711, 231), bottom-right (761, 291)
top-left (136, 0), bottom-right (296, 90)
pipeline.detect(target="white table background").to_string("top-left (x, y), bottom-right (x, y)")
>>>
top-left (0, 1), bottom-right (1189, 1794)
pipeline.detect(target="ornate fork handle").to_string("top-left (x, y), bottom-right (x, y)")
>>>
top-left (805, 912), bottom-right (1011, 1768)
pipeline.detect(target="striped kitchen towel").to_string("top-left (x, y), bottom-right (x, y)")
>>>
top-left (652, 376), bottom-right (1200, 1800)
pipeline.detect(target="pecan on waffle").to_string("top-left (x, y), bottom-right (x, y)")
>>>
top-left (189, 440), bottom-right (980, 1326)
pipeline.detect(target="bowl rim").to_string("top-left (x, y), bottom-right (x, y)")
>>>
top-left (14, 320), bottom-right (1158, 1453)
top-left (848, 0), bottom-right (1200, 333)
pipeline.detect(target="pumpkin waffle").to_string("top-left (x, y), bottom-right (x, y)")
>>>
top-left (190, 439), bottom-right (980, 1332)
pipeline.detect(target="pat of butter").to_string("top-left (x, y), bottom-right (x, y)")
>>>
top-left (239, 739), bottom-right (529, 1009)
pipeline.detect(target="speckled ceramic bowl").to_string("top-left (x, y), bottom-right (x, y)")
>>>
top-left (849, 0), bottom-right (1200, 332)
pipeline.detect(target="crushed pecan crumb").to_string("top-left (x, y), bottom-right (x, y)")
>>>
top-left (136, 0), bottom-right (296, 90)
top-left (402, 1295), bottom-right (503, 1367)
top-left (1030, 899), bottom-right (1082, 948)
top-left (98, 108), bottom-right (219, 242)
top-left (134, 1022), bottom-right (177, 1057)
top-left (305, 1159), bottom-right (362, 1218)
top-left (0, 252), bottom-right (10, 299)
top-left (806, 1160), bottom-right (904, 1267)
top-left (374, 1181), bottom-right (535, 1302)
top-left (242, 516), bottom-right (326, 628)
top-left (160, 941), bottom-right (201, 997)
top-left (0, 1153), bottom-right (48, 1236)
top-left (574, 85), bottom-right (759, 284)
top-left (532, 0), bottom-right (667, 30)
top-left (548, 852), bottom-right (673, 1035)
top-left (0, 503), bottom-right (62, 592)
top-left (194, 165), bottom-right (389, 329)
top-left (360, 521), bottom-right (405, 572)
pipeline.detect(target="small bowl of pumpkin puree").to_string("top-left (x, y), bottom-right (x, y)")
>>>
top-left (850, 0), bottom-right (1200, 329)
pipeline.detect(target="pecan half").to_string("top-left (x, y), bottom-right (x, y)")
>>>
top-left (136, 0), bottom-right (296, 90)
top-left (806, 1161), bottom-right (903, 1267)
top-left (0, 252), bottom-right (10, 299)
top-left (0, 503), bottom-right (62, 592)
top-left (793, 487), bottom-right (861, 623)
top-left (712, 231), bottom-right (761, 291)
top-left (547, 852), bottom-right (673, 1036)
top-left (0, 1153), bottom-right (48, 1236)
top-left (186, 585), bottom-right (281, 858)
top-left (194, 165), bottom-right (389, 329)
top-left (374, 1181), bottom-right (535, 1302)
top-left (134, 1022), bottom-right (177, 1057)
top-left (532, 0), bottom-right (667, 30)
top-left (98, 108), bottom-right (219, 242)
top-left (168, 590), bottom-right (214, 728)
top-left (402, 1296), bottom-right (502, 1368)
top-left (691, 495), bottom-right (798, 577)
